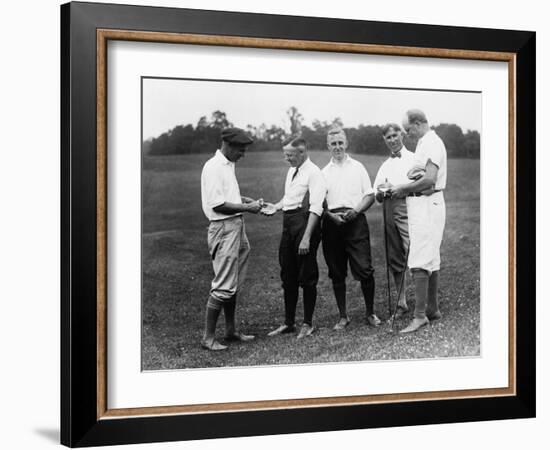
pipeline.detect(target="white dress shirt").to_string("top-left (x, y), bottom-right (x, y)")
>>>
top-left (201, 150), bottom-right (242, 221)
top-left (282, 157), bottom-right (326, 216)
top-left (373, 146), bottom-right (415, 189)
top-left (322, 155), bottom-right (374, 210)
top-left (414, 130), bottom-right (447, 190)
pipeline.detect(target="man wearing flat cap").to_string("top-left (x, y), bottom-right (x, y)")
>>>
top-left (262, 136), bottom-right (326, 339)
top-left (200, 127), bottom-right (264, 350)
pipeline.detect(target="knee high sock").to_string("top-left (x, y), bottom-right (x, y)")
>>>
top-left (284, 286), bottom-right (299, 326)
top-left (203, 296), bottom-right (223, 341)
top-left (411, 269), bottom-right (429, 319)
top-left (360, 276), bottom-right (375, 316)
top-left (303, 285), bottom-right (317, 326)
top-left (223, 295), bottom-right (237, 336)
top-left (427, 270), bottom-right (440, 316)
top-left (332, 282), bottom-right (347, 318)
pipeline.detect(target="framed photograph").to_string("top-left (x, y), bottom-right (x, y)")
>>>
top-left (61, 1), bottom-right (535, 447)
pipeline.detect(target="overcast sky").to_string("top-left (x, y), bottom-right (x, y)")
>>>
top-left (142, 78), bottom-right (481, 140)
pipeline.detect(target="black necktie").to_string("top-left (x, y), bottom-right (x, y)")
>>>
top-left (390, 151), bottom-right (402, 159)
top-left (291, 167), bottom-right (299, 180)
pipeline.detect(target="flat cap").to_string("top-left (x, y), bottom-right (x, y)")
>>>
top-left (221, 127), bottom-right (254, 145)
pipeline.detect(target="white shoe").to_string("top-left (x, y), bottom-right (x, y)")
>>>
top-left (297, 323), bottom-right (315, 339)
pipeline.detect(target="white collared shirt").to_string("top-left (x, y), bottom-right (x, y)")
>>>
top-left (201, 150), bottom-right (242, 221)
top-left (414, 130), bottom-right (447, 190)
top-left (322, 155), bottom-right (374, 210)
top-left (373, 147), bottom-right (415, 189)
top-left (282, 157), bottom-right (326, 216)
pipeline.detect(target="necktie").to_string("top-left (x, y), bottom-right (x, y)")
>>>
top-left (291, 167), bottom-right (299, 181)
top-left (390, 151), bottom-right (402, 159)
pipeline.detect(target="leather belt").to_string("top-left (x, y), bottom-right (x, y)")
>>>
top-left (407, 189), bottom-right (441, 197)
top-left (329, 207), bottom-right (353, 213)
top-left (283, 208), bottom-right (304, 215)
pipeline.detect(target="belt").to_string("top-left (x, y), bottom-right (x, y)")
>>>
top-left (210, 214), bottom-right (243, 222)
top-left (407, 189), bottom-right (441, 197)
top-left (329, 207), bottom-right (353, 213)
top-left (283, 208), bottom-right (304, 215)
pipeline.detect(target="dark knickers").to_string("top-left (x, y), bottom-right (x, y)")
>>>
top-left (279, 210), bottom-right (321, 289)
top-left (322, 213), bottom-right (374, 283)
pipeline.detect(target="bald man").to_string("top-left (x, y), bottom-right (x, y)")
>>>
top-left (389, 109), bottom-right (447, 333)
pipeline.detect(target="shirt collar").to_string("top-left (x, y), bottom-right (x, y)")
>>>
top-left (215, 149), bottom-right (232, 165)
top-left (329, 154), bottom-right (352, 167)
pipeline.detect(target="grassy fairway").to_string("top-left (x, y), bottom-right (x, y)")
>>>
top-left (142, 151), bottom-right (480, 370)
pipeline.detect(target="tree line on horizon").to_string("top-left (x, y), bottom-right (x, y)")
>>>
top-left (143, 107), bottom-right (481, 158)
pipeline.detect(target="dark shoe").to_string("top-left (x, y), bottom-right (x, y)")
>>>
top-left (201, 338), bottom-right (228, 351)
top-left (297, 323), bottom-right (315, 339)
top-left (399, 317), bottom-right (429, 334)
top-left (427, 311), bottom-right (442, 321)
top-left (333, 317), bottom-right (351, 330)
top-left (225, 332), bottom-right (255, 342)
top-left (267, 324), bottom-right (296, 337)
top-left (366, 314), bottom-right (381, 327)
top-left (394, 305), bottom-right (409, 320)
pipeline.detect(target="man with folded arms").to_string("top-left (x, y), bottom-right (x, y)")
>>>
top-left (388, 109), bottom-right (447, 333)
top-left (262, 136), bottom-right (326, 339)
top-left (373, 123), bottom-right (415, 319)
top-left (200, 127), bottom-right (263, 350)
top-left (321, 127), bottom-right (380, 330)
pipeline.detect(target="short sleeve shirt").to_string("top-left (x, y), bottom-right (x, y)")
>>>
top-left (201, 150), bottom-right (242, 221)
top-left (322, 155), bottom-right (374, 210)
top-left (282, 157), bottom-right (326, 216)
top-left (414, 130), bottom-right (447, 190)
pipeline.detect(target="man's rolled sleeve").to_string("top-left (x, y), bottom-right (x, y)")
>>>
top-left (425, 140), bottom-right (444, 169)
top-left (308, 170), bottom-right (327, 216)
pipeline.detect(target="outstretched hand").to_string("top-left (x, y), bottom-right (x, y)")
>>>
top-left (260, 202), bottom-right (278, 216)
top-left (246, 200), bottom-right (263, 214)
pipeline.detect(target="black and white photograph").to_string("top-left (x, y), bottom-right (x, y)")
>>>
top-left (141, 77), bottom-right (481, 370)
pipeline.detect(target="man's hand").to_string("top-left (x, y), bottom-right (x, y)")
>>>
top-left (342, 209), bottom-right (359, 222)
top-left (298, 236), bottom-right (310, 255)
top-left (389, 184), bottom-right (407, 199)
top-left (246, 200), bottom-right (263, 214)
top-left (327, 211), bottom-right (346, 226)
top-left (260, 202), bottom-right (278, 216)
top-left (376, 182), bottom-right (393, 202)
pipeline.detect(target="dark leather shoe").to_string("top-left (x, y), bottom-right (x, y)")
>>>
top-left (427, 311), bottom-right (442, 321)
top-left (225, 332), bottom-right (255, 342)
